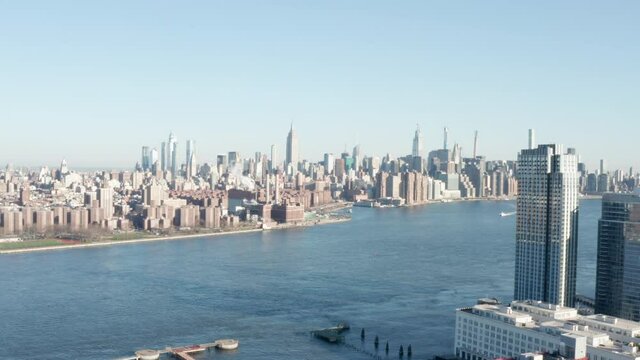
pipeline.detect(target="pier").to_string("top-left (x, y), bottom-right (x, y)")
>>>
top-left (311, 322), bottom-right (350, 343)
top-left (121, 339), bottom-right (239, 360)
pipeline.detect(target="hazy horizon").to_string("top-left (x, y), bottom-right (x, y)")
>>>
top-left (1, 1), bottom-right (638, 172)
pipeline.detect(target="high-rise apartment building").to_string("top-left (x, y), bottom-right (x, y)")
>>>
top-left (97, 186), bottom-right (114, 219)
top-left (144, 181), bottom-right (167, 207)
top-left (595, 191), bottom-right (640, 321)
top-left (514, 144), bottom-right (579, 307)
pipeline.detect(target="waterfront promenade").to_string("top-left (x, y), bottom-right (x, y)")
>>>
top-left (0, 216), bottom-right (350, 255)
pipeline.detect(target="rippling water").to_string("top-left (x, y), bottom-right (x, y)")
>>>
top-left (0, 199), bottom-right (600, 360)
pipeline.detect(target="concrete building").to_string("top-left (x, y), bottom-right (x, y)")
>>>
top-left (598, 174), bottom-right (610, 193)
top-left (1, 210), bottom-right (15, 235)
top-left (515, 144), bottom-right (579, 307)
top-left (459, 174), bottom-right (476, 198)
top-left (97, 186), bottom-right (114, 219)
top-left (144, 181), bottom-right (167, 207)
top-left (202, 206), bottom-right (222, 229)
top-left (334, 158), bottom-right (346, 181)
top-left (271, 202), bottom-right (304, 224)
top-left (595, 192), bottom-right (640, 321)
top-left (376, 171), bottom-right (388, 199)
top-left (387, 175), bottom-right (402, 198)
top-left (177, 205), bottom-right (200, 228)
top-left (464, 157), bottom-right (486, 198)
top-left (456, 300), bottom-right (640, 360)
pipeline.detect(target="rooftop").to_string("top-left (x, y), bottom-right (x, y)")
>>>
top-left (458, 300), bottom-right (640, 357)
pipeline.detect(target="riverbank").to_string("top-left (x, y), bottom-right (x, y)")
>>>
top-left (355, 194), bottom-right (602, 209)
top-left (0, 216), bottom-right (351, 255)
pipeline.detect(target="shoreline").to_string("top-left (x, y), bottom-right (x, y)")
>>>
top-left (356, 194), bottom-right (602, 209)
top-left (0, 217), bottom-right (351, 256)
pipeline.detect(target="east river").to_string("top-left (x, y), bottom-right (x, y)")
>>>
top-left (0, 199), bottom-right (600, 360)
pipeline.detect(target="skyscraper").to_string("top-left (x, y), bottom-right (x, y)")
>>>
top-left (595, 191), bottom-right (640, 321)
top-left (168, 132), bottom-right (178, 175)
top-left (286, 124), bottom-right (299, 171)
top-left (187, 151), bottom-right (197, 180)
top-left (186, 139), bottom-right (195, 166)
top-left (443, 127), bottom-right (449, 150)
top-left (97, 185), bottom-right (114, 219)
top-left (472, 130), bottom-right (478, 158)
top-left (150, 148), bottom-right (159, 170)
top-left (412, 124), bottom-right (424, 158)
top-left (270, 144), bottom-right (277, 173)
top-left (514, 143), bottom-right (579, 307)
top-left (160, 141), bottom-right (167, 171)
top-left (228, 151), bottom-right (240, 167)
top-left (528, 129), bottom-right (535, 149)
top-left (323, 153), bottom-right (335, 175)
top-left (141, 146), bottom-right (150, 171)
top-left (352, 144), bottom-right (361, 171)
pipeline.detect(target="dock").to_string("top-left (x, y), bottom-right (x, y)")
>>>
top-left (122, 339), bottom-right (239, 360)
top-left (311, 322), bottom-right (350, 343)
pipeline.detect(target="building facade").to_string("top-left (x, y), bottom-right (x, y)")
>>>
top-left (595, 192), bottom-right (640, 321)
top-left (514, 144), bottom-right (579, 307)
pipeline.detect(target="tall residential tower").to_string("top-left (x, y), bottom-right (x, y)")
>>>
top-left (595, 191), bottom-right (640, 321)
top-left (412, 124), bottom-right (424, 158)
top-left (514, 143), bottom-right (579, 307)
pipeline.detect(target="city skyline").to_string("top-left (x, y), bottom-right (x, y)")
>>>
top-left (1, 1), bottom-right (639, 170)
top-left (1, 125), bottom-right (637, 174)
top-left (3, 2), bottom-right (640, 360)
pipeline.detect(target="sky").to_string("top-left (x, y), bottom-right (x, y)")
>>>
top-left (0, 1), bottom-right (638, 172)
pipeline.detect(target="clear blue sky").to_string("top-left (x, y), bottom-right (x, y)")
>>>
top-left (1, 1), bottom-right (638, 172)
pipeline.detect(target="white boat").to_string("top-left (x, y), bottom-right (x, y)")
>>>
top-left (216, 339), bottom-right (239, 350)
top-left (500, 211), bottom-right (516, 217)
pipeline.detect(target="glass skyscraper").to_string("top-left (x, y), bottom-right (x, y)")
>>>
top-left (595, 192), bottom-right (640, 321)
